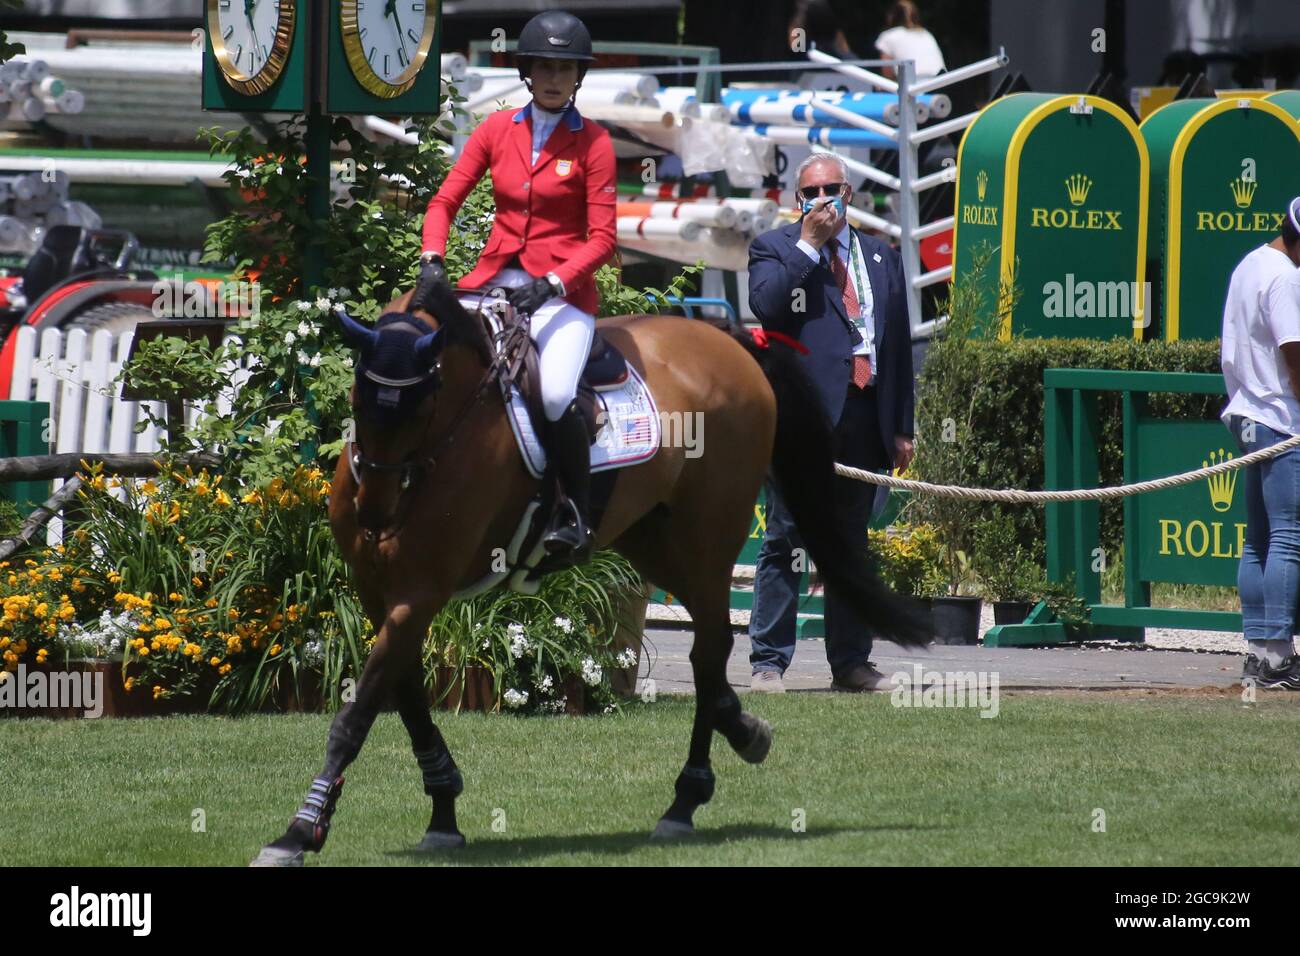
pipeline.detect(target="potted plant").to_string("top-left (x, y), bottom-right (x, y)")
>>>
top-left (868, 523), bottom-right (946, 629)
top-left (972, 514), bottom-right (1046, 625)
top-left (423, 551), bottom-right (646, 715)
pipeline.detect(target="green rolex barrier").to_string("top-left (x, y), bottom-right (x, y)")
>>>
top-left (953, 93), bottom-right (1148, 341)
top-left (1141, 97), bottom-right (1300, 341)
top-left (1263, 90), bottom-right (1300, 120)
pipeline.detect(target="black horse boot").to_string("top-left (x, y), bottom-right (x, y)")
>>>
top-left (543, 399), bottom-right (593, 559)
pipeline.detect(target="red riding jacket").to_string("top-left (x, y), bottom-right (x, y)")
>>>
top-left (422, 103), bottom-right (618, 315)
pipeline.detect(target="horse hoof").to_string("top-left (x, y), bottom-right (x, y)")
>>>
top-left (737, 717), bottom-right (773, 765)
top-left (249, 845), bottom-right (304, 867)
top-left (417, 829), bottom-right (467, 851)
top-left (650, 817), bottom-right (695, 841)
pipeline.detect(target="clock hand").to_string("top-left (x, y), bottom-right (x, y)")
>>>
top-left (386, 0), bottom-right (410, 64)
top-left (246, 0), bottom-right (263, 68)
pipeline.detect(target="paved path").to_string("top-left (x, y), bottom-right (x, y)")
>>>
top-left (637, 628), bottom-right (1249, 696)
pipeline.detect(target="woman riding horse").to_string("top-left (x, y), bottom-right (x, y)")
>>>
top-left (413, 9), bottom-right (613, 560)
top-left (250, 12), bottom-right (931, 867)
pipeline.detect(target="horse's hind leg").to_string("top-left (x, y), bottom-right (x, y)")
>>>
top-left (651, 577), bottom-right (774, 840)
top-left (394, 666), bottom-right (466, 850)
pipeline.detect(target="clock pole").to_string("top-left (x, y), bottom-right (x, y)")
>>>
top-left (303, 0), bottom-right (330, 293)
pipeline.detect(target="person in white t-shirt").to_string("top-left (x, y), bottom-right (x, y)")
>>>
top-left (1221, 197), bottom-right (1300, 689)
top-left (875, 1), bottom-right (946, 80)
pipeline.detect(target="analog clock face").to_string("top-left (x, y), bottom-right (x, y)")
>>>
top-left (341, 0), bottom-right (437, 98)
top-left (208, 0), bottom-right (295, 95)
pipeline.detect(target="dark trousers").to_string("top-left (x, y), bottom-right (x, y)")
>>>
top-left (749, 384), bottom-right (887, 676)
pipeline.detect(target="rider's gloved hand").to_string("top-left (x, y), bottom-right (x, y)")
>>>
top-left (507, 275), bottom-right (558, 316)
top-left (410, 254), bottom-right (447, 312)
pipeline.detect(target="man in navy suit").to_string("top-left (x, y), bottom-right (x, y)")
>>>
top-left (746, 153), bottom-right (916, 693)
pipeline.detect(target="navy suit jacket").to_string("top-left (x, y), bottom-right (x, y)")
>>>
top-left (747, 221), bottom-right (915, 466)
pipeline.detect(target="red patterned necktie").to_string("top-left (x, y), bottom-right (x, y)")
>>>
top-left (829, 238), bottom-right (872, 389)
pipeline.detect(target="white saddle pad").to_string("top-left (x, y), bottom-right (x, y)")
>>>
top-left (461, 295), bottom-right (661, 481)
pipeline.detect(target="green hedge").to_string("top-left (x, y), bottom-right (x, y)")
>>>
top-left (908, 335), bottom-right (1223, 570)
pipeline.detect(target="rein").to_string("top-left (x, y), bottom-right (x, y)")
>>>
top-left (346, 308), bottom-right (531, 542)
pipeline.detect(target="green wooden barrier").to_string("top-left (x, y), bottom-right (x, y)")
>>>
top-left (0, 400), bottom-right (50, 515)
top-left (986, 369), bottom-right (1258, 647)
top-left (1140, 97), bottom-right (1300, 341)
top-left (953, 92), bottom-right (1148, 340)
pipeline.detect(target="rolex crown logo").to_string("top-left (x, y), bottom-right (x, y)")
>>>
top-left (976, 169), bottom-right (988, 202)
top-left (1065, 173), bottom-right (1093, 207)
top-left (1204, 447), bottom-right (1237, 513)
top-left (1229, 176), bottom-right (1257, 209)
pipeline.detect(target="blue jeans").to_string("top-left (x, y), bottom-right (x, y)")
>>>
top-left (749, 386), bottom-right (882, 676)
top-left (1230, 415), bottom-right (1300, 640)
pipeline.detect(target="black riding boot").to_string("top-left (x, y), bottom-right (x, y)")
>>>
top-left (543, 400), bottom-right (593, 558)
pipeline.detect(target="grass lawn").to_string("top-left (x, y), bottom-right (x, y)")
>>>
top-left (3, 690), bottom-right (1299, 866)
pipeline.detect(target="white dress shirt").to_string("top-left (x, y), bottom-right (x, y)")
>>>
top-left (529, 103), bottom-right (565, 166)
top-left (796, 223), bottom-right (876, 363)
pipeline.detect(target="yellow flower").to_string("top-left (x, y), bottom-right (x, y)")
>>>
top-left (35, 647), bottom-right (48, 663)
top-left (227, 608), bottom-right (240, 621)
top-left (58, 605), bottom-right (75, 621)
top-left (269, 644), bottom-right (281, 656)
top-left (204, 598), bottom-right (218, 608)
top-left (141, 480), bottom-right (160, 496)
top-left (209, 656), bottom-right (220, 667)
top-left (107, 571), bottom-right (123, 585)
top-left (138, 646), bottom-right (149, 657)
top-left (184, 642), bottom-right (201, 658)
top-left (241, 489), bottom-right (262, 505)
top-left (152, 685), bottom-right (164, 700)
top-left (194, 481), bottom-right (211, 497)
top-left (215, 489), bottom-right (233, 507)
top-left (168, 592), bottom-right (182, 602)
top-left (33, 602), bottom-right (47, 619)
top-left (192, 576), bottom-right (204, 588)
top-left (219, 663), bottom-right (232, 675)
top-left (154, 617), bottom-right (171, 630)
top-left (124, 677), bottom-right (135, 691)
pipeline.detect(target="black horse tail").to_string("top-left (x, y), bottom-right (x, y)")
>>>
top-left (726, 324), bottom-right (932, 648)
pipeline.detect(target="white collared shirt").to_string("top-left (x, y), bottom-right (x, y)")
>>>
top-left (796, 224), bottom-right (876, 361)
top-left (530, 103), bottom-right (565, 166)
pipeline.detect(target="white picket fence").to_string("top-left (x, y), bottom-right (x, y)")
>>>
top-left (5, 326), bottom-right (252, 542)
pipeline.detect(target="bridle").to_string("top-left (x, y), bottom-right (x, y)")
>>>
top-left (345, 307), bottom-right (531, 543)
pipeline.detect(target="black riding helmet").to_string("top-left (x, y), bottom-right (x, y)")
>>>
top-left (516, 10), bottom-right (595, 95)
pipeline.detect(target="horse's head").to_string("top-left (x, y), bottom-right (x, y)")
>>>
top-left (335, 285), bottom-right (491, 540)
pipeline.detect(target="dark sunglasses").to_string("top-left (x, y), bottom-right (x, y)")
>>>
top-left (798, 182), bottom-right (848, 201)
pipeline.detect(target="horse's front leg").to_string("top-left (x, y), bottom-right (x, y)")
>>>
top-left (251, 602), bottom-right (428, 866)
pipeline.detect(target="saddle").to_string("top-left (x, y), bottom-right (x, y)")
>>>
top-left (459, 268), bottom-right (629, 444)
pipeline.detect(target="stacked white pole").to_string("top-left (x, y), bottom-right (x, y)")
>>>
top-left (0, 58), bottom-right (84, 125)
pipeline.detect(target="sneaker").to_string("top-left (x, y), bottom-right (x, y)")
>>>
top-left (750, 670), bottom-right (786, 694)
top-left (831, 661), bottom-right (891, 693)
top-left (1257, 655), bottom-right (1300, 690)
top-left (1242, 653), bottom-right (1264, 685)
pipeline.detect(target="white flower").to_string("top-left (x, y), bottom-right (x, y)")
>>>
top-left (539, 675), bottom-right (554, 693)
top-left (315, 297), bottom-right (331, 312)
top-left (338, 287), bottom-right (351, 299)
top-left (284, 330), bottom-right (296, 345)
top-left (344, 356), bottom-right (354, 368)
top-left (297, 320), bottom-right (314, 337)
top-left (503, 688), bottom-right (528, 709)
top-left (616, 649), bottom-right (637, 669)
top-left (296, 349), bottom-right (311, 365)
top-left (309, 354), bottom-right (321, 367)
top-left (508, 622), bottom-right (532, 659)
top-left (553, 615), bottom-right (573, 635)
top-left (327, 288), bottom-right (339, 299)
top-left (581, 657), bottom-right (602, 687)
top-left (295, 301), bottom-right (312, 312)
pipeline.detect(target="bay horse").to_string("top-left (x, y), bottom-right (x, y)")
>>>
top-left (252, 280), bottom-right (928, 865)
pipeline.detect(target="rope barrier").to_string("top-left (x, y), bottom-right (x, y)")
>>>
top-left (834, 431), bottom-right (1300, 504)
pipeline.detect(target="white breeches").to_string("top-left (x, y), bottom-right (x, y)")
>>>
top-left (529, 297), bottom-right (594, 421)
